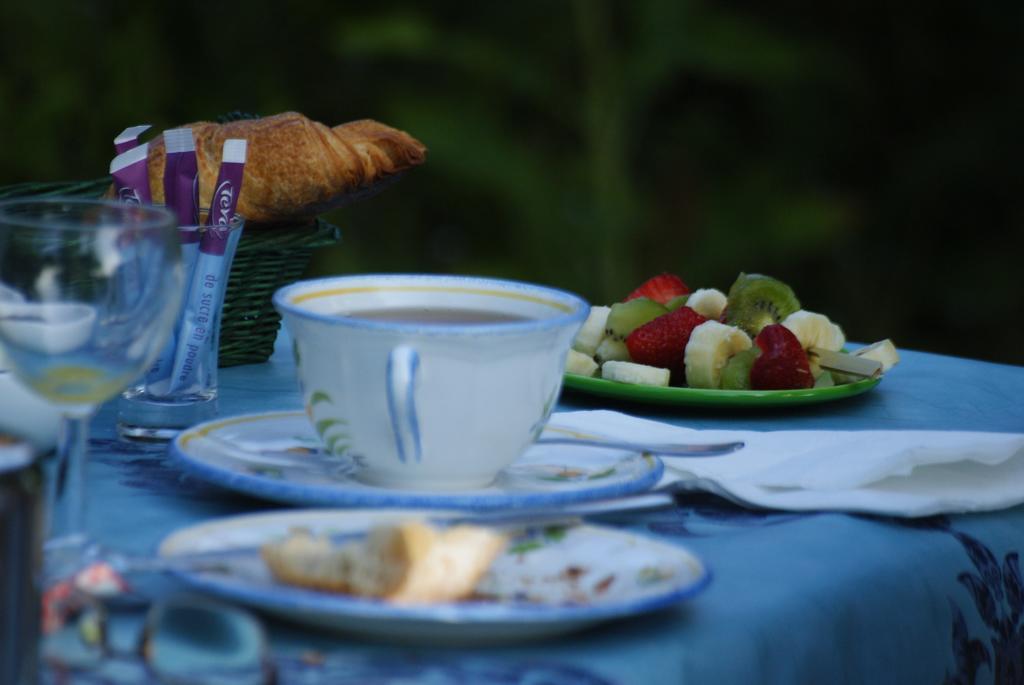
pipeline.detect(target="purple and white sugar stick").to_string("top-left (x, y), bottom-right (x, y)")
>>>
top-left (162, 128), bottom-right (199, 226)
top-left (108, 143), bottom-right (155, 311)
top-left (109, 143), bottom-right (152, 205)
top-left (207, 138), bottom-right (247, 229)
top-left (146, 129), bottom-right (202, 389)
top-left (113, 124), bottom-right (150, 154)
top-left (167, 138), bottom-right (247, 394)
top-left (163, 129), bottom-right (201, 285)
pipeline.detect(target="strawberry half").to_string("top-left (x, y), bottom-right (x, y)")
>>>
top-left (750, 324), bottom-right (814, 390)
top-left (625, 273), bottom-right (690, 305)
top-left (626, 306), bottom-right (708, 382)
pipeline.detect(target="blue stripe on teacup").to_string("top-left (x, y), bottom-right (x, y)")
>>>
top-left (385, 346), bottom-right (422, 464)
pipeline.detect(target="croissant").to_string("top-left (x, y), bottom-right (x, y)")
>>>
top-left (138, 112), bottom-right (426, 224)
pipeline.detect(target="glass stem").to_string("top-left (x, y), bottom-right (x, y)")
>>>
top-left (50, 412), bottom-right (93, 546)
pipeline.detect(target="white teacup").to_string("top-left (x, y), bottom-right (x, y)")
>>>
top-left (274, 274), bottom-right (588, 490)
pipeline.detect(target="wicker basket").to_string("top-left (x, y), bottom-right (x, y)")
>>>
top-left (0, 178), bottom-right (341, 367)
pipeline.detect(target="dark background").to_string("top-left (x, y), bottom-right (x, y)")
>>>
top-left (1, 1), bottom-right (1020, 364)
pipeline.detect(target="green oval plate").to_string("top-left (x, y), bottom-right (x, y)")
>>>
top-left (561, 373), bottom-right (881, 408)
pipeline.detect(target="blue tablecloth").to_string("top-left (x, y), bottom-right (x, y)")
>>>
top-left (69, 334), bottom-right (1024, 684)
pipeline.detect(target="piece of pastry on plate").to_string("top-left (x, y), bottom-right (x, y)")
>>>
top-left (261, 520), bottom-right (506, 604)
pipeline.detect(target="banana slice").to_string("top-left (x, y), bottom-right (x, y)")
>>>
top-left (572, 306), bottom-right (611, 356)
top-left (781, 310), bottom-right (846, 377)
top-left (685, 288), bottom-right (728, 321)
top-left (781, 310), bottom-right (846, 351)
top-left (684, 321), bottom-right (752, 389)
top-left (595, 337), bottom-right (630, 364)
top-left (601, 361), bottom-right (670, 387)
top-left (565, 349), bottom-right (599, 377)
top-left (852, 339), bottom-right (900, 372)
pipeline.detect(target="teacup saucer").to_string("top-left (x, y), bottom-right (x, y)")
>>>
top-left (169, 411), bottom-right (663, 511)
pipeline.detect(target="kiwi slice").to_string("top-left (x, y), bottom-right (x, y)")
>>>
top-left (665, 294), bottom-right (690, 311)
top-left (605, 298), bottom-right (668, 341)
top-left (724, 273), bottom-right (801, 337)
top-left (720, 348), bottom-right (760, 390)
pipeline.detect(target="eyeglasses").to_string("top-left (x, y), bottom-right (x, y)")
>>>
top-left (41, 593), bottom-right (274, 685)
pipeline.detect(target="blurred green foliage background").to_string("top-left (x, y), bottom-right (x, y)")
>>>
top-left (1, 1), bottom-right (1020, 364)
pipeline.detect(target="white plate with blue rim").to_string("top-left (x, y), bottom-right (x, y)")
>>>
top-left (169, 411), bottom-right (663, 511)
top-left (158, 508), bottom-right (710, 644)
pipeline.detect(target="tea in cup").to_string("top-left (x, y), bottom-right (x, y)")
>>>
top-left (273, 274), bottom-right (588, 490)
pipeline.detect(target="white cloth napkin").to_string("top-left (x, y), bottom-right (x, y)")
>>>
top-left (546, 410), bottom-right (1024, 517)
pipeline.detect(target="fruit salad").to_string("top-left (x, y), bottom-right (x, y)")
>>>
top-left (566, 272), bottom-right (899, 391)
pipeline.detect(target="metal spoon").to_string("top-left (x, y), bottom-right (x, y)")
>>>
top-left (535, 431), bottom-right (744, 457)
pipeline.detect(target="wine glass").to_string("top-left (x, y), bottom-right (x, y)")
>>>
top-left (0, 198), bottom-right (182, 574)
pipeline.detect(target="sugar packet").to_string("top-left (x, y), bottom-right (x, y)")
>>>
top-left (108, 143), bottom-right (154, 309)
top-left (113, 125), bottom-right (150, 154)
top-left (207, 139), bottom-right (247, 228)
top-left (109, 143), bottom-right (152, 205)
top-left (146, 129), bottom-right (201, 388)
top-left (167, 139), bottom-right (247, 394)
top-left (162, 128), bottom-right (199, 226)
